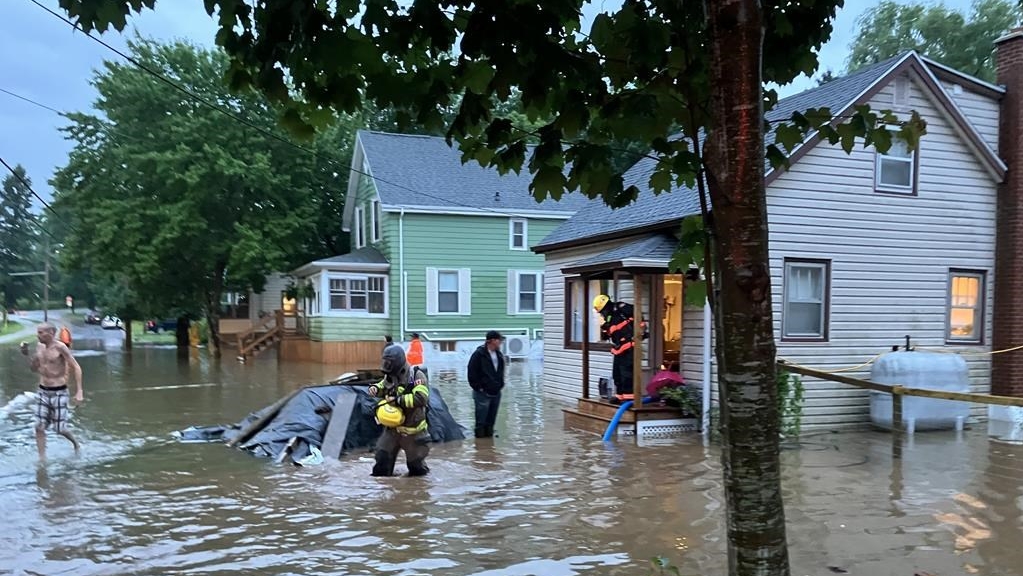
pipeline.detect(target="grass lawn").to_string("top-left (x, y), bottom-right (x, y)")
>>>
top-left (131, 321), bottom-right (177, 345)
top-left (1, 321), bottom-right (25, 337)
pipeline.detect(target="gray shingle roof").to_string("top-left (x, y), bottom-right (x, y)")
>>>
top-left (316, 246), bottom-right (389, 265)
top-left (358, 130), bottom-right (593, 214)
top-left (562, 234), bottom-right (679, 273)
top-left (534, 53), bottom-right (909, 251)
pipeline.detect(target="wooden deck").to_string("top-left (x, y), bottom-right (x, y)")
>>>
top-left (563, 398), bottom-right (700, 437)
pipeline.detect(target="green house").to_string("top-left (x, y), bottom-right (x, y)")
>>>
top-left (290, 130), bottom-right (588, 363)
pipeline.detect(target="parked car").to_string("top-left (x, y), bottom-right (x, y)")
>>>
top-left (85, 311), bottom-right (102, 325)
top-left (100, 315), bottom-right (122, 330)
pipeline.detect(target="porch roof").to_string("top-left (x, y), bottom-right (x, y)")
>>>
top-left (561, 234), bottom-right (678, 276)
top-left (292, 246), bottom-right (391, 277)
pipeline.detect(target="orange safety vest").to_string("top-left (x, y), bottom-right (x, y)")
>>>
top-left (59, 325), bottom-right (73, 349)
top-left (407, 338), bottom-right (424, 366)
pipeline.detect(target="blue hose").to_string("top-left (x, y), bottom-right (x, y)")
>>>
top-left (601, 396), bottom-right (655, 441)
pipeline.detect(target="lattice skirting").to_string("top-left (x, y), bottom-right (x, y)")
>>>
top-left (616, 418), bottom-right (701, 437)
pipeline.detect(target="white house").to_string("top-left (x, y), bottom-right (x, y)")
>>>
top-left (533, 45), bottom-right (1022, 432)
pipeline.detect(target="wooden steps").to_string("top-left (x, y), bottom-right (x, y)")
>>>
top-left (564, 397), bottom-right (694, 437)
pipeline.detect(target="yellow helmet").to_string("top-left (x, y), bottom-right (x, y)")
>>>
top-left (375, 400), bottom-right (405, 428)
top-left (592, 294), bottom-right (610, 312)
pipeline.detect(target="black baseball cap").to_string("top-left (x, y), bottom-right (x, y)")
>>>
top-left (486, 330), bottom-right (504, 341)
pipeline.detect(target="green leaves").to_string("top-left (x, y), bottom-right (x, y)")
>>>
top-left (51, 37), bottom-right (351, 322)
top-left (668, 215), bottom-right (708, 307)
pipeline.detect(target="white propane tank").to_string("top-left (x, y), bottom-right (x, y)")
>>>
top-left (869, 351), bottom-right (971, 432)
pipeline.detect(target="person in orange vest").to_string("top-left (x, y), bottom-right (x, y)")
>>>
top-left (593, 294), bottom-right (648, 397)
top-left (58, 325), bottom-right (73, 350)
top-left (406, 333), bottom-right (424, 366)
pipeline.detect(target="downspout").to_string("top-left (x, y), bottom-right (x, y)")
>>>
top-left (399, 207), bottom-right (406, 339)
top-left (702, 298), bottom-right (712, 436)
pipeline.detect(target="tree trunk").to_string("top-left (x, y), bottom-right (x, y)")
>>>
top-left (703, 1), bottom-right (790, 576)
top-left (175, 316), bottom-right (190, 348)
top-left (205, 261), bottom-right (226, 358)
top-left (123, 317), bottom-right (133, 351)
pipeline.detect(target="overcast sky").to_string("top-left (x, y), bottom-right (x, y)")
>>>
top-left (1, 0), bottom-right (977, 209)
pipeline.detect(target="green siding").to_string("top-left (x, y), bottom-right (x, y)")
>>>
top-left (383, 213), bottom-right (562, 338)
top-left (346, 169), bottom-right (570, 340)
top-left (308, 316), bottom-right (389, 341)
top-left (353, 173), bottom-right (392, 256)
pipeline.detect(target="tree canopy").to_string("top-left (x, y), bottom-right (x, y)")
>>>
top-left (56, 2), bottom-right (928, 575)
top-left (0, 164), bottom-right (40, 310)
top-left (847, 0), bottom-right (1022, 82)
top-left (51, 37), bottom-right (353, 353)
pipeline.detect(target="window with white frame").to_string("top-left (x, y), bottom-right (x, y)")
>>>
top-left (328, 275), bottom-right (387, 314)
top-left (508, 271), bottom-right (543, 314)
top-left (875, 131), bottom-right (916, 193)
top-left (947, 270), bottom-right (985, 343)
top-left (509, 218), bottom-right (527, 250)
top-left (426, 268), bottom-right (471, 315)
top-left (370, 199), bottom-right (382, 243)
top-left (354, 206), bottom-right (366, 248)
top-left (782, 259), bottom-right (829, 341)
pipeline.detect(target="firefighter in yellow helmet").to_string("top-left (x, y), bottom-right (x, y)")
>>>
top-left (593, 294), bottom-right (648, 397)
top-left (367, 344), bottom-right (431, 477)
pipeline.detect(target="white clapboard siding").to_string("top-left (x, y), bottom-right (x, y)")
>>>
top-left (249, 272), bottom-right (292, 322)
top-left (542, 240), bottom-right (629, 400)
top-left (766, 73), bottom-right (997, 430)
top-left (938, 79), bottom-right (1000, 153)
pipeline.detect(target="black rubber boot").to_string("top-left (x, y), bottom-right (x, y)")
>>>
top-left (407, 459), bottom-right (430, 477)
top-left (371, 450), bottom-right (396, 477)
top-left (475, 426), bottom-right (487, 438)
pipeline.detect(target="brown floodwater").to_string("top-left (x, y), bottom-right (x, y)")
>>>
top-left (2, 334), bottom-right (1023, 576)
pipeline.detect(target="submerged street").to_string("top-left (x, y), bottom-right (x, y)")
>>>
top-left (1, 331), bottom-right (1022, 576)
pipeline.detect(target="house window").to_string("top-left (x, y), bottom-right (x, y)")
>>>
top-left (426, 268), bottom-right (471, 315)
top-left (509, 218), bottom-right (527, 250)
top-left (947, 270), bottom-right (985, 343)
top-left (565, 277), bottom-right (617, 346)
top-left (328, 275), bottom-right (387, 314)
top-left (782, 259), bottom-right (829, 341)
top-left (438, 341), bottom-right (456, 352)
top-left (370, 199), bottom-right (382, 243)
top-left (509, 271), bottom-right (543, 314)
top-left (354, 206), bottom-right (366, 248)
top-left (875, 133), bottom-right (916, 193)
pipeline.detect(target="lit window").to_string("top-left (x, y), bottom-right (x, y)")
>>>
top-left (782, 259), bottom-right (829, 340)
top-left (947, 270), bottom-right (985, 343)
top-left (875, 135), bottom-right (915, 193)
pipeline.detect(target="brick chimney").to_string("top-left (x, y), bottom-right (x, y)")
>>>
top-left (993, 28), bottom-right (1023, 397)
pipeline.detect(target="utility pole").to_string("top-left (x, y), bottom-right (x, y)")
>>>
top-left (9, 238), bottom-right (51, 321)
top-left (43, 237), bottom-right (49, 322)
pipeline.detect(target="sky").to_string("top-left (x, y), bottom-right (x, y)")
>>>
top-left (0, 0), bottom-right (978, 209)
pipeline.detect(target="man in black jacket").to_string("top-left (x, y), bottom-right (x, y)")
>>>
top-left (467, 330), bottom-right (506, 438)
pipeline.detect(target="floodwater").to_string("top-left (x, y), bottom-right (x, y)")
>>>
top-left (1, 334), bottom-right (1023, 575)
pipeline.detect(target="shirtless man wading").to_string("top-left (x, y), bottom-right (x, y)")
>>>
top-left (20, 322), bottom-right (84, 457)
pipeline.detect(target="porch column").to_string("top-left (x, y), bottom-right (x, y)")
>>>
top-left (633, 274), bottom-right (644, 444)
top-left (582, 277), bottom-right (591, 399)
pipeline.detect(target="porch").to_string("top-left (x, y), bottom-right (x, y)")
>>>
top-left (557, 234), bottom-right (709, 438)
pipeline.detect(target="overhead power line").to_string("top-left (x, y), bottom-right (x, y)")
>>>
top-left (0, 87), bottom-right (64, 115)
top-left (0, 155), bottom-right (76, 238)
top-left (27, 0), bottom-right (667, 226)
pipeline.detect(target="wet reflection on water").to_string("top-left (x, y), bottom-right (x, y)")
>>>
top-left (1, 343), bottom-right (1022, 575)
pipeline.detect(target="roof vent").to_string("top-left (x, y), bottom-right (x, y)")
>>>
top-left (494, 190), bottom-right (501, 202)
